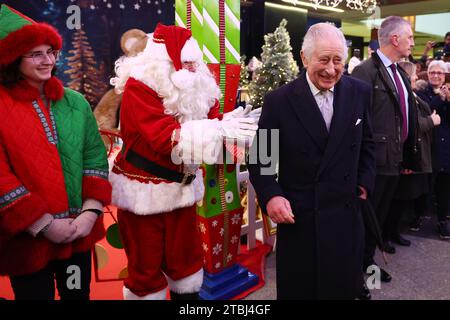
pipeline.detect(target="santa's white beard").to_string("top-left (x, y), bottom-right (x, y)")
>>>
top-left (165, 64), bottom-right (221, 123)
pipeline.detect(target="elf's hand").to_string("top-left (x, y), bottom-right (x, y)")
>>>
top-left (64, 211), bottom-right (98, 242)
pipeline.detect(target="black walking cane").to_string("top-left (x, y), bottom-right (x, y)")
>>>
top-left (360, 199), bottom-right (389, 265)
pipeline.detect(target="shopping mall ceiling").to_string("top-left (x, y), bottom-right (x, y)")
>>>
top-left (259, 0), bottom-right (449, 53)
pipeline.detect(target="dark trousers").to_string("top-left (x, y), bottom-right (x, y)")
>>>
top-left (363, 175), bottom-right (399, 268)
top-left (385, 194), bottom-right (428, 240)
top-left (413, 194), bottom-right (429, 218)
top-left (434, 172), bottom-right (450, 222)
top-left (9, 251), bottom-right (92, 300)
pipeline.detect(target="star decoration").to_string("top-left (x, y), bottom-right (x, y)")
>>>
top-left (199, 222), bottom-right (206, 234)
top-left (212, 243), bottom-right (222, 255)
top-left (231, 213), bottom-right (241, 225)
top-left (107, 3), bottom-right (112, 8)
top-left (119, 3), bottom-right (125, 9)
top-left (134, 3), bottom-right (140, 10)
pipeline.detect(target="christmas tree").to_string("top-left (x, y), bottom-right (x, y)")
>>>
top-left (239, 55), bottom-right (250, 88)
top-left (64, 28), bottom-right (107, 107)
top-left (248, 19), bottom-right (299, 108)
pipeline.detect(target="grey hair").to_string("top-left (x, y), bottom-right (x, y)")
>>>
top-left (398, 61), bottom-right (416, 78)
top-left (428, 60), bottom-right (446, 72)
top-left (378, 16), bottom-right (411, 47)
top-left (301, 23), bottom-right (348, 61)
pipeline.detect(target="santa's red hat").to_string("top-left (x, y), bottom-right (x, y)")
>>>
top-left (0, 4), bottom-right (62, 66)
top-left (144, 23), bottom-right (203, 72)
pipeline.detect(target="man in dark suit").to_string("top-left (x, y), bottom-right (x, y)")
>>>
top-left (248, 23), bottom-right (375, 300)
top-left (352, 16), bottom-right (419, 283)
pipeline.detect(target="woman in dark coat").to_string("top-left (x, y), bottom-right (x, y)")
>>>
top-left (416, 60), bottom-right (450, 239)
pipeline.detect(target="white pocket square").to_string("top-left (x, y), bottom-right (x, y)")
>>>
top-left (355, 119), bottom-right (362, 126)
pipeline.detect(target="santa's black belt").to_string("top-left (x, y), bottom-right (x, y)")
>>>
top-left (125, 148), bottom-right (196, 185)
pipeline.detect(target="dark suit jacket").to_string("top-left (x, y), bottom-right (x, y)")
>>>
top-left (352, 52), bottom-right (420, 175)
top-left (248, 71), bottom-right (375, 299)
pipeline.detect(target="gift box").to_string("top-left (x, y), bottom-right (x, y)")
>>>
top-left (175, 0), bottom-right (240, 64)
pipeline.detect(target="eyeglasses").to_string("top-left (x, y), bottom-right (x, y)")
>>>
top-left (429, 71), bottom-right (445, 77)
top-left (22, 49), bottom-right (60, 64)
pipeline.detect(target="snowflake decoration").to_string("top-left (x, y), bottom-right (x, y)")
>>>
top-left (90, 4), bottom-right (96, 10)
top-left (202, 243), bottom-right (208, 253)
top-left (226, 253), bottom-right (233, 262)
top-left (309, 0), bottom-right (343, 7)
top-left (107, 3), bottom-right (112, 8)
top-left (219, 228), bottom-right (224, 237)
top-left (212, 243), bottom-right (223, 255)
top-left (119, 3), bottom-right (125, 9)
top-left (231, 213), bottom-right (241, 225)
top-left (215, 262), bottom-right (221, 269)
top-left (212, 220), bottom-right (218, 228)
top-left (309, 0), bottom-right (377, 12)
top-left (134, 3), bottom-right (140, 10)
top-left (231, 235), bottom-right (239, 244)
top-left (199, 222), bottom-right (206, 234)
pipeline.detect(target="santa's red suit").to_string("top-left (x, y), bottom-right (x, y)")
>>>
top-left (111, 78), bottom-right (223, 299)
top-left (110, 24), bottom-right (234, 300)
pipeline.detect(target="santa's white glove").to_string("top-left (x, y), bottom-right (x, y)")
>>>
top-left (220, 117), bottom-right (258, 141)
top-left (223, 105), bottom-right (253, 121)
top-left (248, 106), bottom-right (262, 121)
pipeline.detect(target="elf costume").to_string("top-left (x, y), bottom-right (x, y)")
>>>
top-left (0, 5), bottom-right (111, 277)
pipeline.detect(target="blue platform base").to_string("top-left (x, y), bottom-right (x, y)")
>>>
top-left (199, 264), bottom-right (259, 300)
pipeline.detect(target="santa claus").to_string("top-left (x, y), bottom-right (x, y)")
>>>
top-left (109, 23), bottom-right (258, 300)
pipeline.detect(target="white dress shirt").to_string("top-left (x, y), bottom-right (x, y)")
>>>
top-left (306, 72), bottom-right (334, 132)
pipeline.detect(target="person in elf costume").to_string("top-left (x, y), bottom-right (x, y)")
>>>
top-left (110, 23), bottom-right (259, 300)
top-left (0, 5), bottom-right (111, 300)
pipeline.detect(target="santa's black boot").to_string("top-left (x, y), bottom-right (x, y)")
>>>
top-left (170, 291), bottom-right (199, 300)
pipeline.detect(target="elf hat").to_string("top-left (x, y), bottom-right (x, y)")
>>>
top-left (0, 4), bottom-right (62, 66)
top-left (144, 23), bottom-right (203, 71)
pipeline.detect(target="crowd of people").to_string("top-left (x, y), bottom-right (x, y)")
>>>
top-left (349, 24), bottom-right (450, 300)
top-left (350, 31), bottom-right (450, 242)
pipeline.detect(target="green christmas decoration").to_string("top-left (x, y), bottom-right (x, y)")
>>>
top-left (239, 55), bottom-right (250, 88)
top-left (106, 223), bottom-right (123, 249)
top-left (248, 19), bottom-right (299, 108)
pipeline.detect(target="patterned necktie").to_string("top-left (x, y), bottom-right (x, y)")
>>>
top-left (389, 64), bottom-right (408, 141)
top-left (318, 90), bottom-right (333, 132)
